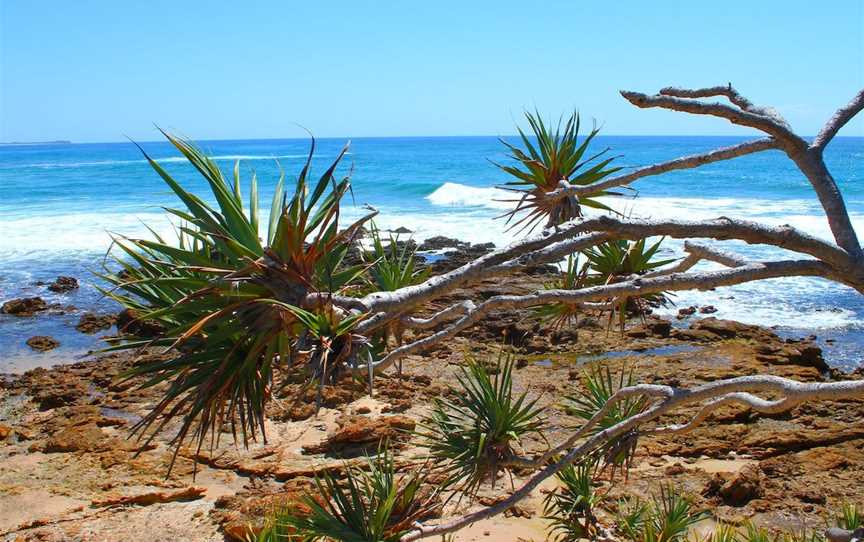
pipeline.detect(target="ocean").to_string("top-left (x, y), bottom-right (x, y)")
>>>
top-left (1, 135), bottom-right (862, 372)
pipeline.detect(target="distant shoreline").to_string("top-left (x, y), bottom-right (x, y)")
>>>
top-left (0, 140), bottom-right (72, 146)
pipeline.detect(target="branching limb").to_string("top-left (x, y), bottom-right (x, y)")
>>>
top-left (812, 88), bottom-right (864, 151)
top-left (371, 258), bottom-right (837, 373)
top-left (621, 89), bottom-right (804, 149)
top-left (401, 375), bottom-right (864, 540)
top-left (546, 138), bottom-right (777, 199)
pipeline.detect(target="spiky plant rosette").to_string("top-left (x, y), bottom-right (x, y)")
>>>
top-left (616, 485), bottom-right (708, 542)
top-left (543, 453), bottom-right (607, 541)
top-left (360, 222), bottom-right (430, 350)
top-left (418, 353), bottom-right (545, 496)
top-left (535, 253), bottom-right (591, 330)
top-left (99, 131), bottom-right (375, 463)
top-left (495, 110), bottom-right (625, 232)
top-left (256, 447), bottom-right (440, 542)
top-left (581, 237), bottom-right (676, 331)
top-left (566, 364), bottom-right (647, 478)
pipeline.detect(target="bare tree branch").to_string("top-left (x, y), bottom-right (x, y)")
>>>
top-left (620, 90), bottom-right (805, 149)
top-left (812, 88), bottom-right (864, 151)
top-left (659, 84), bottom-right (757, 111)
top-left (371, 258), bottom-right (838, 373)
top-left (546, 138), bottom-right (777, 200)
top-left (401, 375), bottom-right (864, 540)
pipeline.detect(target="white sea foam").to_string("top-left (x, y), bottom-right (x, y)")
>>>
top-left (425, 182), bottom-right (513, 210)
top-left (2, 154), bottom-right (315, 170)
top-left (1, 183), bottom-right (861, 332)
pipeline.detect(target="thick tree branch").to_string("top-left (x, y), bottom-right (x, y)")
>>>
top-left (621, 90), bottom-right (805, 150)
top-left (659, 84), bottom-right (757, 111)
top-left (546, 138), bottom-right (778, 199)
top-left (372, 259), bottom-right (837, 373)
top-left (812, 88), bottom-right (864, 151)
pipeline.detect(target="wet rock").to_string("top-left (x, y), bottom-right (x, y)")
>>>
top-left (47, 276), bottom-right (79, 293)
top-left (699, 305), bottom-right (718, 314)
top-left (76, 312), bottom-right (117, 334)
top-left (26, 335), bottom-right (60, 351)
top-left (116, 308), bottom-right (165, 337)
top-left (677, 306), bottom-right (697, 318)
top-left (2, 296), bottom-right (48, 316)
top-left (626, 319), bottom-right (672, 339)
top-left (419, 236), bottom-right (465, 250)
top-left (391, 226), bottom-right (413, 234)
top-left (302, 415), bottom-right (416, 455)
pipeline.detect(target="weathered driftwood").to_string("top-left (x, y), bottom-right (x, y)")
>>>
top-left (338, 85), bottom-right (864, 377)
top-left (401, 375), bottom-right (864, 541)
top-left (340, 84), bottom-right (863, 539)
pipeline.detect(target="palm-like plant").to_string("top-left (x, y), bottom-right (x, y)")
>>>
top-left (495, 110), bottom-right (623, 232)
top-left (100, 131), bottom-right (374, 462)
top-left (256, 448), bottom-right (439, 542)
top-left (692, 523), bottom-right (740, 542)
top-left (543, 454), bottom-right (607, 541)
top-left (617, 485), bottom-right (709, 542)
top-left (582, 237), bottom-right (676, 331)
top-left (418, 353), bottom-right (545, 495)
top-left (834, 502), bottom-right (862, 530)
top-left (360, 223), bottom-right (430, 374)
top-left (566, 364), bottom-right (647, 478)
top-left (535, 254), bottom-right (590, 330)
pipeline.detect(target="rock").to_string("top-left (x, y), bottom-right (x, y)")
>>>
top-left (419, 236), bottom-right (465, 250)
top-left (0, 424), bottom-right (11, 440)
top-left (391, 226), bottom-right (413, 234)
top-left (47, 276), bottom-right (79, 292)
top-left (76, 312), bottom-right (116, 334)
top-left (92, 486), bottom-right (206, 507)
top-left (32, 380), bottom-right (88, 409)
top-left (690, 317), bottom-right (776, 341)
top-left (626, 319), bottom-right (672, 339)
top-left (302, 415), bottom-right (416, 455)
top-left (699, 305), bottom-right (718, 314)
top-left (1, 296), bottom-right (48, 316)
top-left (26, 335), bottom-right (59, 351)
top-left (44, 424), bottom-right (108, 453)
top-left (705, 464), bottom-right (764, 506)
top-left (678, 306), bottom-right (697, 317)
top-left (116, 308), bottom-right (165, 337)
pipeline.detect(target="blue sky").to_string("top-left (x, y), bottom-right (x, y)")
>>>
top-left (1, 1), bottom-right (862, 142)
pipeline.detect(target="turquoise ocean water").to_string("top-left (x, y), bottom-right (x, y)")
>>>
top-left (0, 136), bottom-right (862, 371)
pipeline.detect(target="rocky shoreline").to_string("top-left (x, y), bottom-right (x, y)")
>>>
top-left (1, 237), bottom-right (862, 541)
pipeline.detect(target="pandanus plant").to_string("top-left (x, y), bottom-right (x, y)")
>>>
top-left (495, 110), bottom-right (624, 232)
top-left (100, 131), bottom-right (375, 463)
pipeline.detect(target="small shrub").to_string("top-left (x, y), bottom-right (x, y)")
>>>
top-left (543, 454), bottom-right (607, 541)
top-left (495, 110), bottom-right (623, 232)
top-left (566, 363), bottom-right (646, 477)
top-left (256, 448), bottom-right (438, 542)
top-left (418, 353), bottom-right (545, 495)
top-left (617, 485), bottom-right (708, 542)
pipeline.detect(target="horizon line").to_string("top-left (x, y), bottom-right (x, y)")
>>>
top-left (3, 133), bottom-right (863, 146)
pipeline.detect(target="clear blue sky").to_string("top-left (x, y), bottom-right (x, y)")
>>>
top-left (1, 0), bottom-right (862, 142)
